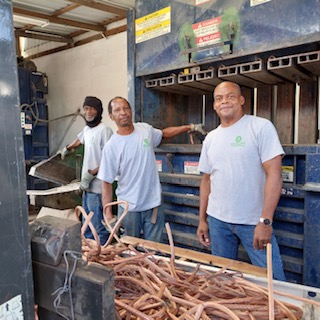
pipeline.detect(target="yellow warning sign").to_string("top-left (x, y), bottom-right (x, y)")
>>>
top-left (135, 6), bottom-right (171, 44)
top-left (282, 165), bottom-right (294, 183)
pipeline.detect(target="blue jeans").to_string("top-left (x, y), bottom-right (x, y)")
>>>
top-left (82, 192), bottom-right (108, 245)
top-left (118, 205), bottom-right (164, 243)
top-left (208, 216), bottom-right (286, 281)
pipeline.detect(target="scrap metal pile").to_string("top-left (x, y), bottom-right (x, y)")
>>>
top-left (75, 202), bottom-right (315, 320)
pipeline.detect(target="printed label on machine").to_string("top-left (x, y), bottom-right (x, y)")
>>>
top-left (195, 0), bottom-right (211, 5)
top-left (135, 6), bottom-right (171, 44)
top-left (250, 0), bottom-right (272, 6)
top-left (156, 160), bottom-right (162, 172)
top-left (282, 165), bottom-right (294, 183)
top-left (0, 295), bottom-right (23, 319)
top-left (184, 161), bottom-right (200, 175)
top-left (192, 17), bottom-right (221, 47)
top-left (20, 112), bottom-right (25, 128)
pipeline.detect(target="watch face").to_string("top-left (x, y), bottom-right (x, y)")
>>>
top-left (260, 217), bottom-right (272, 225)
top-left (263, 218), bottom-right (272, 225)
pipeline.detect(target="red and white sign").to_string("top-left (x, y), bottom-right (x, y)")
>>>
top-left (196, 32), bottom-right (221, 45)
top-left (184, 161), bottom-right (200, 175)
top-left (156, 160), bottom-right (162, 172)
top-left (192, 17), bottom-right (221, 47)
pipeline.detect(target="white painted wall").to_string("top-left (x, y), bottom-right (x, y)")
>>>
top-left (33, 32), bottom-right (128, 155)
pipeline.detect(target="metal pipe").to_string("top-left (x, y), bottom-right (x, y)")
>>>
top-left (202, 95), bottom-right (206, 126)
top-left (76, 154), bottom-right (82, 180)
top-left (272, 85), bottom-right (278, 126)
top-left (294, 83), bottom-right (300, 144)
top-left (317, 76), bottom-right (320, 144)
top-left (253, 87), bottom-right (258, 116)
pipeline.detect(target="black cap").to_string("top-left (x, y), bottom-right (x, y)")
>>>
top-left (83, 96), bottom-right (103, 115)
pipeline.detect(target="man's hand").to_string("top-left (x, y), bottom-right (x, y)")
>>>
top-left (80, 172), bottom-right (95, 191)
top-left (253, 223), bottom-right (273, 250)
top-left (57, 146), bottom-right (72, 160)
top-left (190, 123), bottom-right (207, 135)
top-left (197, 220), bottom-right (211, 247)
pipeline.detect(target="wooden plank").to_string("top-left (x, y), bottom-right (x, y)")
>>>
top-left (276, 83), bottom-right (294, 144)
top-left (121, 236), bottom-right (267, 278)
top-left (241, 86), bottom-right (253, 115)
top-left (257, 84), bottom-right (272, 120)
top-left (299, 80), bottom-right (317, 144)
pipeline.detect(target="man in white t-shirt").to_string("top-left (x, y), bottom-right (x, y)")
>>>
top-left (98, 96), bottom-right (206, 243)
top-left (58, 96), bottom-right (113, 245)
top-left (197, 81), bottom-right (286, 281)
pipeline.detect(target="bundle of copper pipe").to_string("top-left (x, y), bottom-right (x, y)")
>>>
top-left (74, 203), bottom-right (317, 320)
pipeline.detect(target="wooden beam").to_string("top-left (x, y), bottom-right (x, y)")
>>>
top-left (74, 24), bottom-right (126, 46)
top-left (121, 236), bottom-right (268, 278)
top-left (101, 15), bottom-right (127, 26)
top-left (19, 23), bottom-right (36, 32)
top-left (27, 44), bottom-right (73, 59)
top-left (15, 30), bottom-right (73, 44)
top-left (13, 7), bottom-right (106, 32)
top-left (15, 33), bottom-right (21, 56)
top-left (62, 16), bottom-right (125, 40)
top-left (52, 3), bottom-right (82, 17)
top-left (68, 0), bottom-right (127, 16)
top-left (26, 24), bottom-right (127, 59)
top-left (68, 30), bottom-right (88, 38)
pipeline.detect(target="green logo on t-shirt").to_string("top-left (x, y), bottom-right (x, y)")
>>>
top-left (143, 138), bottom-right (150, 148)
top-left (231, 135), bottom-right (245, 147)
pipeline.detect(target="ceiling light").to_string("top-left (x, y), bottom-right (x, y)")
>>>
top-left (40, 21), bottom-right (50, 28)
top-left (13, 14), bottom-right (48, 27)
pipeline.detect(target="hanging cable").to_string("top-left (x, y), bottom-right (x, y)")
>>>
top-left (52, 250), bottom-right (82, 320)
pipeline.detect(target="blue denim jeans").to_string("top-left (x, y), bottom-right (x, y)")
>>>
top-left (82, 192), bottom-right (108, 245)
top-left (208, 216), bottom-right (286, 281)
top-left (118, 205), bottom-right (164, 243)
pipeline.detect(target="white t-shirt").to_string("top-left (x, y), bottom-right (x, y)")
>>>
top-left (78, 123), bottom-right (113, 194)
top-left (199, 115), bottom-right (284, 225)
top-left (98, 122), bottom-right (163, 211)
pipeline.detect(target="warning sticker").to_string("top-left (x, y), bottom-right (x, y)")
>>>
top-left (156, 160), bottom-right (162, 172)
top-left (282, 166), bottom-right (294, 183)
top-left (250, 0), bottom-right (272, 6)
top-left (195, 0), bottom-right (211, 5)
top-left (0, 295), bottom-right (23, 319)
top-left (135, 6), bottom-right (171, 44)
top-left (192, 17), bottom-right (221, 47)
top-left (184, 161), bottom-right (200, 175)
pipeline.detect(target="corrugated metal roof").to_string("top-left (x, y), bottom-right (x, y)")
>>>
top-left (12, 0), bottom-right (135, 58)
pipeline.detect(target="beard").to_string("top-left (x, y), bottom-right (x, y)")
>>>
top-left (86, 114), bottom-right (102, 128)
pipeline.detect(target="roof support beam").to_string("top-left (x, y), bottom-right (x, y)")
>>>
top-left (74, 24), bottom-right (127, 46)
top-left (13, 7), bottom-right (106, 32)
top-left (26, 24), bottom-right (127, 59)
top-left (15, 30), bottom-right (73, 43)
top-left (67, 0), bottom-right (127, 17)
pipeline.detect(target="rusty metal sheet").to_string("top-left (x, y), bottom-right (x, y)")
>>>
top-left (29, 153), bottom-right (81, 185)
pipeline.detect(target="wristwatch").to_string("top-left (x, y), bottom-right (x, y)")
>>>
top-left (259, 217), bottom-right (273, 226)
